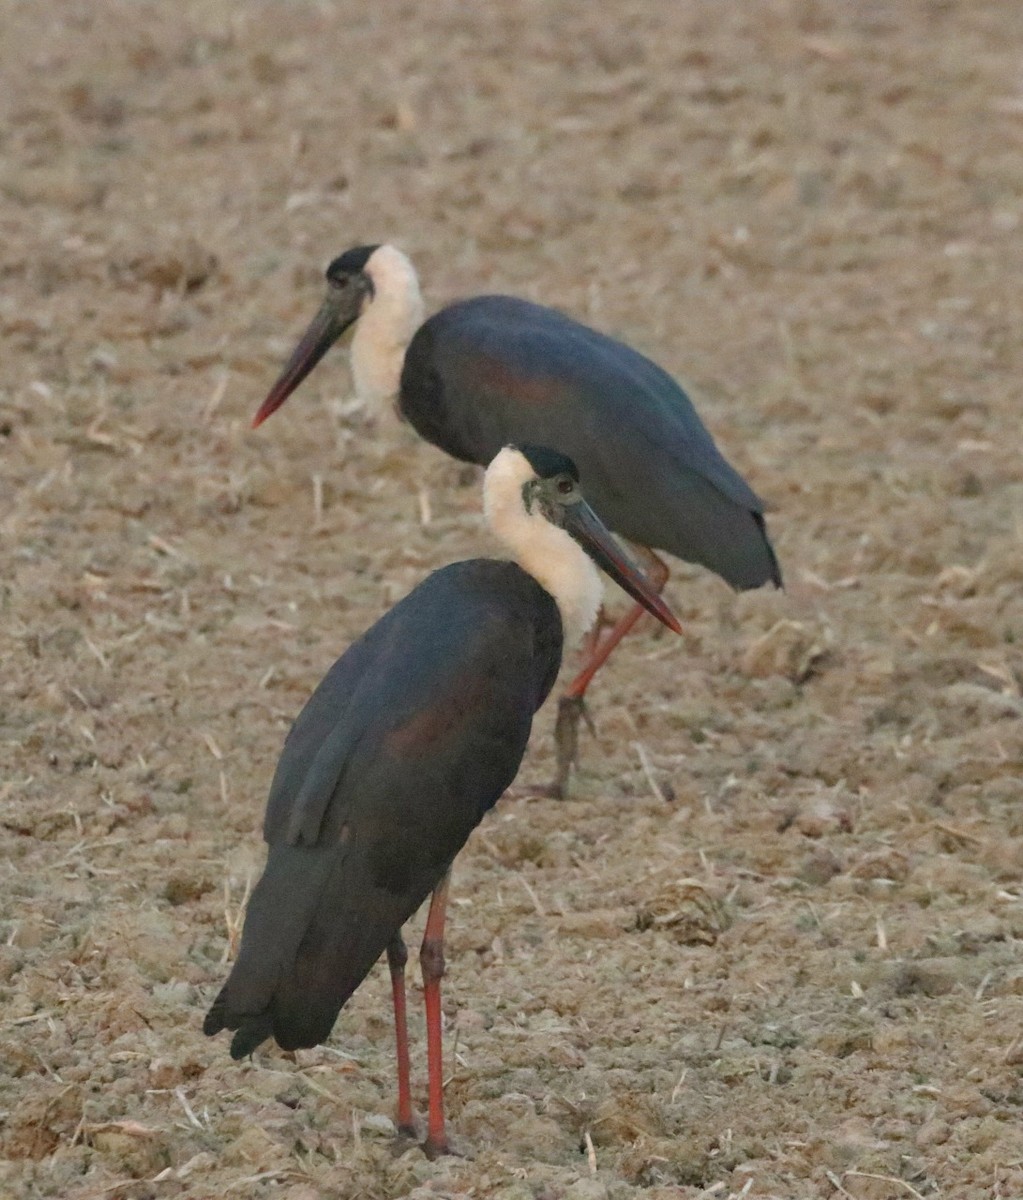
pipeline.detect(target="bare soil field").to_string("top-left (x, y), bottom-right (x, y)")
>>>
top-left (3, 2), bottom-right (1023, 1197)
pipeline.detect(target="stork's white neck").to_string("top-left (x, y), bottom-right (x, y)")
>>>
top-left (350, 245), bottom-right (424, 407)
top-left (483, 448), bottom-right (603, 646)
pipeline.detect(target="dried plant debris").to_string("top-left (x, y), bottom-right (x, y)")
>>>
top-left (634, 879), bottom-right (728, 944)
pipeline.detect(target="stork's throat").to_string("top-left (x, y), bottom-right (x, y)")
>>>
top-left (484, 448), bottom-right (602, 646)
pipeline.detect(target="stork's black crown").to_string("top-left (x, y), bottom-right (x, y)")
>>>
top-left (326, 244), bottom-right (380, 283)
top-left (517, 445), bottom-right (580, 483)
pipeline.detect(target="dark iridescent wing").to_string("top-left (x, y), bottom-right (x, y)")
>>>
top-left (205, 561), bottom-right (561, 1055)
top-left (402, 297), bottom-right (780, 590)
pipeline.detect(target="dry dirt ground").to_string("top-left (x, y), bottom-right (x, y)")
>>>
top-left (2, 2), bottom-right (1023, 1197)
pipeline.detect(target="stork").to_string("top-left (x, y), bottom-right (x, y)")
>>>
top-left (204, 444), bottom-right (681, 1157)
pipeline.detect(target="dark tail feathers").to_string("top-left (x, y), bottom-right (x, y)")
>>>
top-left (203, 841), bottom-right (433, 1058)
top-left (203, 984), bottom-right (274, 1059)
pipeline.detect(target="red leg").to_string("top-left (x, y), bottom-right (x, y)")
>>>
top-left (577, 604), bottom-right (610, 662)
top-left (386, 934), bottom-right (415, 1136)
top-left (566, 550), bottom-right (671, 699)
top-left (420, 871), bottom-right (452, 1158)
top-left (551, 550), bottom-right (671, 798)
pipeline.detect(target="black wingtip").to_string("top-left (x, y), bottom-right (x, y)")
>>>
top-left (203, 984), bottom-right (273, 1058)
top-left (202, 1010), bottom-right (223, 1037)
top-left (203, 986), bottom-right (228, 1037)
top-left (229, 1018), bottom-right (274, 1060)
top-left (753, 513), bottom-right (784, 590)
top-left (768, 546), bottom-right (784, 590)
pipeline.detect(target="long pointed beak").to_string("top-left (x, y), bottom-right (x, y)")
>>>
top-left (565, 502), bottom-right (682, 634)
top-left (252, 291), bottom-right (359, 428)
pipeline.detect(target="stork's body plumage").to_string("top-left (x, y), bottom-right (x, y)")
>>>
top-left (204, 446), bottom-right (681, 1156)
top-left (402, 294), bottom-right (780, 590)
top-left (205, 559), bottom-right (560, 1058)
top-left (253, 245), bottom-right (781, 793)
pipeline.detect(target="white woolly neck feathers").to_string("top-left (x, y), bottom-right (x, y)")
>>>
top-left (350, 244), bottom-right (425, 407)
top-left (483, 448), bottom-right (603, 646)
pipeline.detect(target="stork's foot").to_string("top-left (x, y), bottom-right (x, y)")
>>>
top-left (396, 1115), bottom-right (420, 1141)
top-left (548, 695), bottom-right (597, 799)
top-left (387, 1116), bottom-right (422, 1159)
top-left (422, 1132), bottom-right (471, 1160)
top-left (422, 1133), bottom-right (449, 1160)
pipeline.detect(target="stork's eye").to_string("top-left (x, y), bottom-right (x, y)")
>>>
top-left (556, 476), bottom-right (575, 496)
top-left (335, 276), bottom-right (349, 288)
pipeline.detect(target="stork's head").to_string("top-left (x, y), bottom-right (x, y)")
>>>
top-left (252, 243), bottom-right (423, 427)
top-left (484, 446), bottom-right (682, 644)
